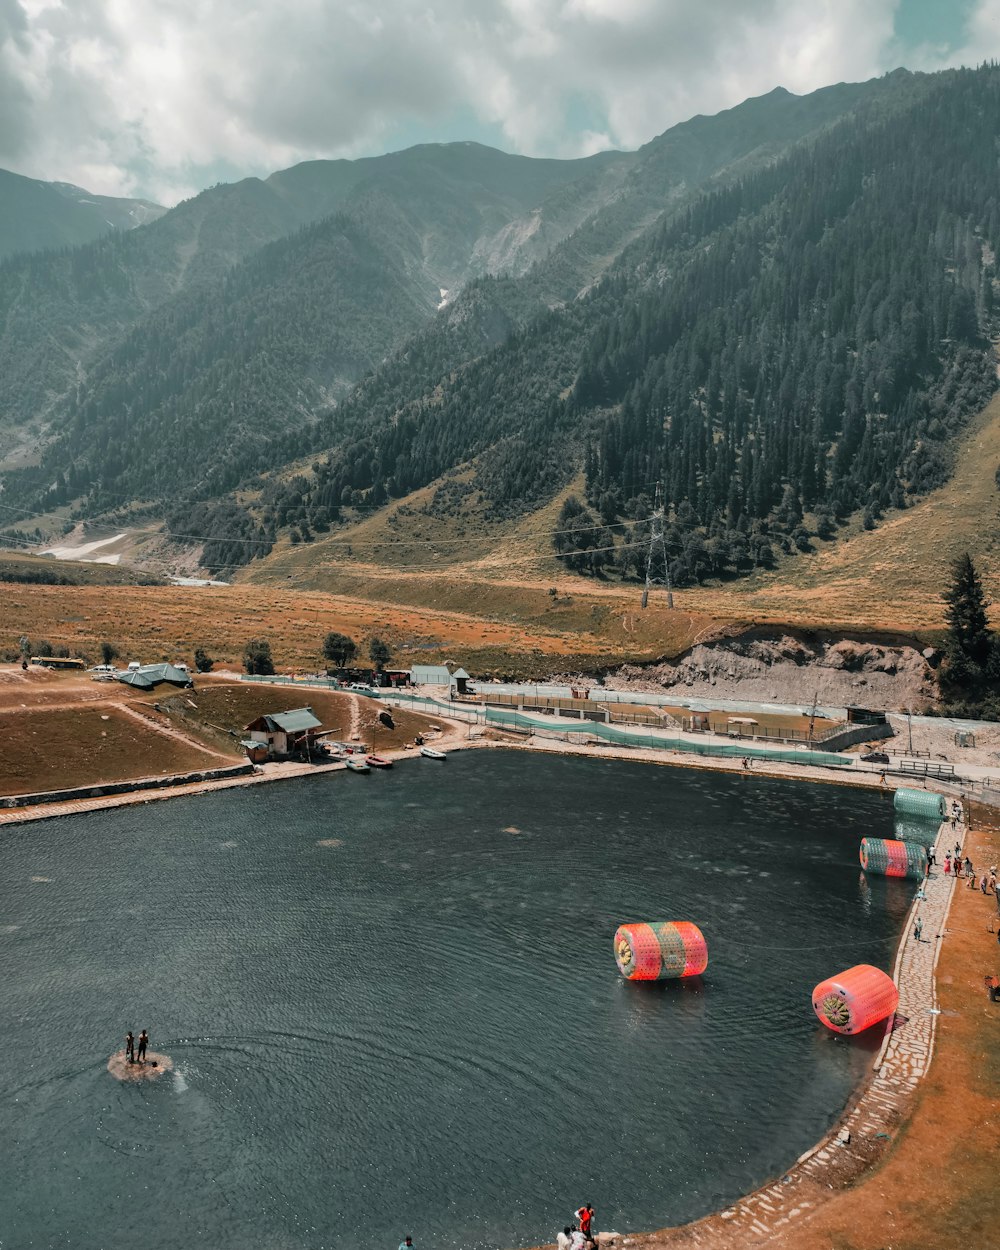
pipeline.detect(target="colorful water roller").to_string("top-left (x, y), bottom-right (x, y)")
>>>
top-left (893, 815), bottom-right (939, 847)
top-left (812, 964), bottom-right (899, 1035)
top-left (613, 921), bottom-right (708, 981)
top-left (893, 788), bottom-right (945, 821)
top-left (859, 836), bottom-right (927, 879)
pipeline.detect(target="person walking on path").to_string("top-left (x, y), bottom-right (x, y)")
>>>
top-left (136, 1029), bottom-right (148, 1063)
top-left (914, 915), bottom-right (923, 942)
top-left (944, 855), bottom-right (952, 876)
top-left (124, 1031), bottom-right (134, 1064)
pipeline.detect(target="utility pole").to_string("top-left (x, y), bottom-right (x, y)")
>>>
top-left (807, 688), bottom-right (819, 744)
top-left (641, 483), bottom-right (673, 609)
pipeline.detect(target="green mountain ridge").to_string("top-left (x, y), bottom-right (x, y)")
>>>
top-left (4, 65), bottom-right (997, 597)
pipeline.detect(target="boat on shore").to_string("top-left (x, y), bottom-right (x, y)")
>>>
top-left (420, 746), bottom-right (447, 760)
top-left (366, 755), bottom-right (393, 768)
top-left (346, 758), bottom-right (370, 773)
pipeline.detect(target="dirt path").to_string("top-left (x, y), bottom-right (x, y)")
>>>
top-left (110, 701), bottom-right (234, 761)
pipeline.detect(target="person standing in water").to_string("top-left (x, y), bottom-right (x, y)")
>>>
top-left (136, 1029), bottom-right (148, 1063)
top-left (125, 1031), bottom-right (135, 1064)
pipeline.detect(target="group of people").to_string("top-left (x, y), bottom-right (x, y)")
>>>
top-left (124, 1029), bottom-right (149, 1064)
top-left (942, 841), bottom-right (996, 894)
top-left (556, 1205), bottom-right (597, 1249)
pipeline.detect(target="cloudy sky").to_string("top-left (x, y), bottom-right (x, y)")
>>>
top-left (0, 0), bottom-right (995, 204)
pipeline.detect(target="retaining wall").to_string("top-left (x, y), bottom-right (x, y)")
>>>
top-left (0, 763), bottom-right (256, 809)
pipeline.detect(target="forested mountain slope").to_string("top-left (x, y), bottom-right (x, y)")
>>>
top-left (0, 168), bottom-right (164, 262)
top-left (0, 73), bottom-right (891, 520)
top-left (281, 65), bottom-right (999, 589)
top-left (8, 64), bottom-right (999, 602)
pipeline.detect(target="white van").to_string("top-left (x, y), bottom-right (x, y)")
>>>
top-left (127, 661), bottom-right (142, 671)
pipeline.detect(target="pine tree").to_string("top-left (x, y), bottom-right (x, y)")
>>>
top-left (943, 552), bottom-right (992, 674)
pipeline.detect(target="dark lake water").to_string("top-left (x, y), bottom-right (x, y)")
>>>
top-left (0, 751), bottom-right (911, 1250)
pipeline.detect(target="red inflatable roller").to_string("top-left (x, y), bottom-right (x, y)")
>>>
top-left (860, 837), bottom-right (927, 879)
top-left (812, 963), bottom-right (898, 1035)
top-left (613, 921), bottom-right (708, 981)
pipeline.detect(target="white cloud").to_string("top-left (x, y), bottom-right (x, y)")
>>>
top-left (0, 0), bottom-right (975, 204)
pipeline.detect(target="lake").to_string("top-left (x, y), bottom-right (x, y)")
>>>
top-left (0, 750), bottom-right (910, 1249)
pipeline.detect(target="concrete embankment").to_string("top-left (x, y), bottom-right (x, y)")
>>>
top-left (0, 762), bottom-right (255, 809)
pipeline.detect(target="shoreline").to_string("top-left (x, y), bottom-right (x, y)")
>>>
top-left (0, 707), bottom-right (927, 829)
top-left (0, 714), bottom-right (963, 1249)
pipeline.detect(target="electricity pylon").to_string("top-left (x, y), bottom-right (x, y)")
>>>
top-left (641, 483), bottom-right (673, 609)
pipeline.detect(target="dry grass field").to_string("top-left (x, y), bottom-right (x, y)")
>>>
top-left (239, 392), bottom-right (1000, 651)
top-left (0, 668), bottom-right (438, 797)
top-left (5, 396), bottom-right (1000, 683)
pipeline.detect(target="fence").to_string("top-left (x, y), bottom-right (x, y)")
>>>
top-left (898, 760), bottom-right (956, 779)
top-left (376, 692), bottom-right (854, 769)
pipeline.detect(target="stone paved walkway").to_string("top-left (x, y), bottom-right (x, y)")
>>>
top-left (666, 815), bottom-right (961, 1247)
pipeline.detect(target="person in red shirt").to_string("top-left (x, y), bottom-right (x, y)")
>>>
top-left (575, 1204), bottom-right (595, 1245)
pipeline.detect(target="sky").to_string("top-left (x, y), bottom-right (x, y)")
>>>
top-left (0, 0), bottom-right (995, 206)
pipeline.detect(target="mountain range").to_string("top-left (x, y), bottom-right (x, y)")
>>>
top-left (1, 65), bottom-right (997, 594)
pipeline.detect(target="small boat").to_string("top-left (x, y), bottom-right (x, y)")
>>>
top-left (346, 758), bottom-right (370, 773)
top-left (366, 754), bottom-right (393, 768)
top-left (420, 746), bottom-right (447, 760)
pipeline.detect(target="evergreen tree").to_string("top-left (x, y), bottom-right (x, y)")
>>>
top-left (99, 641), bottom-right (119, 665)
top-left (943, 552), bottom-right (992, 676)
top-left (193, 647), bottom-right (214, 673)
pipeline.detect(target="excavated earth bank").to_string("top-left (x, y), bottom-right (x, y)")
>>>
top-left (604, 630), bottom-right (938, 711)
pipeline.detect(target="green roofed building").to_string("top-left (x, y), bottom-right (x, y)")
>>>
top-left (244, 707), bottom-right (323, 758)
top-left (116, 663), bottom-right (194, 690)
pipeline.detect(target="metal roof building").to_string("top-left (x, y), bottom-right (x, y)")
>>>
top-left (244, 707), bottom-right (324, 758)
top-left (410, 665), bottom-right (451, 686)
top-left (116, 663), bottom-right (194, 690)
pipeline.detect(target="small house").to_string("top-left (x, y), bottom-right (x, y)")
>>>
top-left (450, 668), bottom-right (471, 695)
top-left (244, 707), bottom-right (324, 758)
